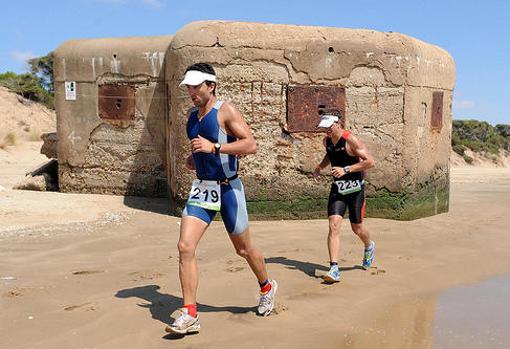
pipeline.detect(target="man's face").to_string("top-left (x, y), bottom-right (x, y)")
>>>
top-left (326, 122), bottom-right (342, 138)
top-left (186, 82), bottom-right (214, 107)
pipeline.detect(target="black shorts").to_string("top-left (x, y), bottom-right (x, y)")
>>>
top-left (327, 183), bottom-right (366, 223)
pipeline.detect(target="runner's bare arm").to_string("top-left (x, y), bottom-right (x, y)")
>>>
top-left (314, 154), bottom-right (331, 173)
top-left (330, 134), bottom-right (374, 177)
top-left (218, 103), bottom-right (257, 155)
top-left (345, 134), bottom-right (375, 172)
top-left (185, 154), bottom-right (195, 170)
top-left (312, 137), bottom-right (331, 180)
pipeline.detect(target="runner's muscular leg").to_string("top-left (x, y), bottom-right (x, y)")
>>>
top-left (177, 216), bottom-right (209, 305)
top-left (229, 228), bottom-right (268, 284)
top-left (328, 215), bottom-right (343, 263)
top-left (350, 222), bottom-right (371, 247)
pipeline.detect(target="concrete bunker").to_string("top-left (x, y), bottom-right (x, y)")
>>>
top-left (54, 35), bottom-right (173, 197)
top-left (165, 21), bottom-right (455, 220)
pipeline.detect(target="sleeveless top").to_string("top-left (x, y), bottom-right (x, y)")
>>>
top-left (326, 131), bottom-right (363, 182)
top-left (186, 100), bottom-right (238, 181)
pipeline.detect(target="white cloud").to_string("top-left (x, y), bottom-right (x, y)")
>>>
top-left (142, 0), bottom-right (163, 8)
top-left (453, 99), bottom-right (475, 110)
top-left (10, 51), bottom-right (35, 63)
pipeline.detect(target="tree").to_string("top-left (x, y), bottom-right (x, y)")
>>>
top-left (0, 71), bottom-right (54, 109)
top-left (28, 52), bottom-right (54, 93)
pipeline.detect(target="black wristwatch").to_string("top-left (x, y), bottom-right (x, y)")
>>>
top-left (214, 143), bottom-right (221, 156)
top-left (343, 166), bottom-right (351, 174)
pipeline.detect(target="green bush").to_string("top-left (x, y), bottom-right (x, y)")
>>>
top-left (496, 124), bottom-right (510, 138)
top-left (452, 120), bottom-right (509, 155)
top-left (452, 144), bottom-right (465, 156)
top-left (463, 154), bottom-right (473, 164)
top-left (0, 52), bottom-right (54, 109)
top-left (0, 71), bottom-right (54, 109)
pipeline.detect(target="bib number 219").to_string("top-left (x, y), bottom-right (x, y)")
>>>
top-left (187, 179), bottom-right (221, 211)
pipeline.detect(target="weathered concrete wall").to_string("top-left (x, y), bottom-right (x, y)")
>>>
top-left (54, 36), bottom-right (172, 196)
top-left (166, 21), bottom-right (455, 220)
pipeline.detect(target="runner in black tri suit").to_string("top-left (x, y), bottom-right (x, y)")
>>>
top-left (312, 112), bottom-right (376, 283)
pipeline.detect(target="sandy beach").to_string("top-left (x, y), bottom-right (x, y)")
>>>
top-left (1, 143), bottom-right (509, 348)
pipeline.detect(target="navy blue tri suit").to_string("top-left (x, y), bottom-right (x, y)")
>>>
top-left (183, 100), bottom-right (249, 235)
top-left (326, 131), bottom-right (366, 223)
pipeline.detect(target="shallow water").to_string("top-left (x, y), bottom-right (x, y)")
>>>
top-left (433, 275), bottom-right (510, 348)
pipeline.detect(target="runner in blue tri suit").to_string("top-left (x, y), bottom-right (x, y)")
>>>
top-left (312, 112), bottom-right (376, 283)
top-left (183, 98), bottom-right (249, 234)
top-left (166, 63), bottom-right (277, 335)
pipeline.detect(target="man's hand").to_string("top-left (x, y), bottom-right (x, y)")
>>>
top-left (185, 155), bottom-right (195, 171)
top-left (331, 167), bottom-right (346, 178)
top-left (312, 166), bottom-right (321, 183)
top-left (191, 135), bottom-right (214, 153)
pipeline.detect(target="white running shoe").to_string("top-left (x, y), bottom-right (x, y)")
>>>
top-left (323, 265), bottom-right (341, 283)
top-left (257, 279), bottom-right (278, 316)
top-left (165, 308), bottom-right (200, 334)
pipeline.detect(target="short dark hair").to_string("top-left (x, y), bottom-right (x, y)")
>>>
top-left (185, 63), bottom-right (217, 95)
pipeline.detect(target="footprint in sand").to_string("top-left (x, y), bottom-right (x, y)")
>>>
top-left (64, 302), bottom-right (97, 311)
top-left (4, 287), bottom-right (33, 298)
top-left (276, 248), bottom-right (302, 254)
top-left (225, 266), bottom-right (245, 272)
top-left (225, 259), bottom-right (245, 272)
top-left (370, 267), bottom-right (386, 276)
top-left (72, 270), bottom-right (105, 275)
top-left (129, 271), bottom-right (164, 281)
top-left (271, 303), bottom-right (288, 315)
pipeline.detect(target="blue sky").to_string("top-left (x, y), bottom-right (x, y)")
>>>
top-left (1, 0), bottom-right (508, 125)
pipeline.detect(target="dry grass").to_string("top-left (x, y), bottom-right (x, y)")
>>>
top-left (28, 130), bottom-right (42, 142)
top-left (0, 132), bottom-right (17, 149)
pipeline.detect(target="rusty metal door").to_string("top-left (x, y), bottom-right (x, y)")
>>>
top-left (287, 85), bottom-right (346, 132)
top-left (98, 84), bottom-right (136, 120)
top-left (431, 91), bottom-right (443, 132)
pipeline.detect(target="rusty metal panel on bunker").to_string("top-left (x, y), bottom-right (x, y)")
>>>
top-left (98, 85), bottom-right (135, 120)
top-left (287, 85), bottom-right (346, 132)
top-left (431, 91), bottom-right (443, 132)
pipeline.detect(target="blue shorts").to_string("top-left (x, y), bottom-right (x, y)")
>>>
top-left (182, 178), bottom-right (249, 235)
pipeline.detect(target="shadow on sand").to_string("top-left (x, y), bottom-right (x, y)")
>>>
top-left (266, 256), bottom-right (365, 281)
top-left (115, 284), bottom-right (256, 339)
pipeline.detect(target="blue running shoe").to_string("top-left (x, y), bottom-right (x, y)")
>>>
top-left (362, 241), bottom-right (375, 269)
top-left (323, 265), bottom-right (340, 283)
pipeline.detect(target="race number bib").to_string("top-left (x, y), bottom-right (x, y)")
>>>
top-left (335, 180), bottom-right (363, 195)
top-left (187, 179), bottom-right (221, 211)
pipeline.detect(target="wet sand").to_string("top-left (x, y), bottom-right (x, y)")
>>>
top-left (1, 165), bottom-right (509, 348)
top-left (433, 275), bottom-right (510, 349)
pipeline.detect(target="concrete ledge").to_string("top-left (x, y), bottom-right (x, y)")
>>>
top-left (244, 183), bottom-right (449, 221)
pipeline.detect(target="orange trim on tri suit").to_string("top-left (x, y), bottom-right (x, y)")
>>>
top-left (361, 196), bottom-right (366, 222)
top-left (342, 130), bottom-right (351, 140)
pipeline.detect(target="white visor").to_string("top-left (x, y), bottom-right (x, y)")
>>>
top-left (317, 115), bottom-right (339, 128)
top-left (179, 70), bottom-right (217, 87)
